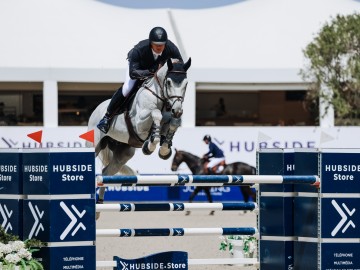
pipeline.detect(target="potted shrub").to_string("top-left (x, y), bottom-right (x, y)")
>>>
top-left (219, 235), bottom-right (257, 259)
top-left (0, 227), bottom-right (45, 270)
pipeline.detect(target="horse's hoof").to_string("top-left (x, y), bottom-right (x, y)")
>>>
top-left (142, 140), bottom-right (154, 155)
top-left (159, 147), bottom-right (172, 160)
top-left (96, 212), bottom-right (101, 220)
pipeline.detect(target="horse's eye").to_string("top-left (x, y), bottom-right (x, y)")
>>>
top-left (167, 80), bottom-right (172, 87)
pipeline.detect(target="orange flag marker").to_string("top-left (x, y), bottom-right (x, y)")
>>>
top-left (79, 129), bottom-right (94, 144)
top-left (27, 130), bottom-right (43, 144)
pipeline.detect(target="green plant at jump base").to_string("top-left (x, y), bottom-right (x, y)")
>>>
top-left (219, 235), bottom-right (257, 256)
top-left (0, 227), bottom-right (45, 270)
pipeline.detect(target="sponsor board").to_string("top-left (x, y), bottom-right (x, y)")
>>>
top-left (1, 126), bottom-right (359, 174)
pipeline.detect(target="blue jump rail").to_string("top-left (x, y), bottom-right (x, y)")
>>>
top-left (96, 174), bottom-right (319, 186)
top-left (96, 227), bottom-right (258, 237)
top-left (96, 202), bottom-right (258, 212)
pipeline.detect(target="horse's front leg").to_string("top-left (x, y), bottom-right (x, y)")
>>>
top-left (159, 116), bottom-right (182, 160)
top-left (142, 109), bottom-right (162, 155)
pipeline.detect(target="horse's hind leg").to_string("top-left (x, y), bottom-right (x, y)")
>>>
top-left (96, 142), bottom-right (135, 220)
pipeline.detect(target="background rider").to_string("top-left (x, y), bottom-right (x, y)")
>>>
top-left (202, 135), bottom-right (226, 174)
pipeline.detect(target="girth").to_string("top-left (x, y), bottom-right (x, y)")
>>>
top-left (124, 110), bottom-right (146, 148)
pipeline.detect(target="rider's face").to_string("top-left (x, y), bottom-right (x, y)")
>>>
top-left (151, 43), bottom-right (166, 54)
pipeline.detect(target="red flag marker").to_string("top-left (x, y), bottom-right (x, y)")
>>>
top-left (79, 129), bottom-right (94, 144)
top-left (27, 130), bottom-right (43, 144)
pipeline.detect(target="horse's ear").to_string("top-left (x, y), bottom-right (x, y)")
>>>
top-left (183, 57), bottom-right (191, 71)
top-left (174, 148), bottom-right (178, 152)
top-left (167, 58), bottom-right (173, 70)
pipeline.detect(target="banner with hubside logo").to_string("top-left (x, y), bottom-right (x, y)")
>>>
top-left (0, 148), bottom-right (23, 237)
top-left (113, 251), bottom-right (188, 270)
top-left (22, 148), bottom-right (95, 195)
top-left (20, 148), bottom-right (96, 269)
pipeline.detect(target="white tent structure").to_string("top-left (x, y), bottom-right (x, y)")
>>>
top-left (0, 0), bottom-right (359, 127)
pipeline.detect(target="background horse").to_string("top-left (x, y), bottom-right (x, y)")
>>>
top-left (87, 58), bottom-right (191, 213)
top-left (170, 149), bottom-right (257, 206)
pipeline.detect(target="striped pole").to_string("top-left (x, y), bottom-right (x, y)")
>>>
top-left (96, 174), bottom-right (319, 186)
top-left (96, 202), bottom-right (257, 212)
top-left (96, 227), bottom-right (258, 237)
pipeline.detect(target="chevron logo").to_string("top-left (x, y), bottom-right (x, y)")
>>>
top-left (119, 261), bottom-right (129, 270)
top-left (0, 203), bottom-right (13, 232)
top-left (28, 202), bottom-right (44, 239)
top-left (121, 229), bottom-right (131, 237)
top-left (179, 176), bottom-right (188, 184)
top-left (232, 176), bottom-right (242, 183)
top-left (121, 204), bottom-right (130, 211)
top-left (174, 203), bottom-right (183, 211)
top-left (174, 229), bottom-right (183, 236)
top-left (60, 201), bottom-right (86, 240)
top-left (331, 200), bottom-right (356, 237)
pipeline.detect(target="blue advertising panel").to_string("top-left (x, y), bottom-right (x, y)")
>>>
top-left (260, 240), bottom-right (293, 270)
top-left (321, 150), bottom-right (360, 194)
top-left (34, 245), bottom-right (96, 270)
top-left (258, 149), bottom-right (294, 270)
top-left (293, 197), bottom-right (318, 238)
top-left (260, 197), bottom-right (293, 236)
top-left (293, 241), bottom-right (317, 270)
top-left (23, 199), bottom-right (95, 242)
top-left (258, 149), bottom-right (285, 192)
top-left (321, 243), bottom-right (360, 269)
top-left (321, 198), bottom-right (359, 239)
top-left (22, 148), bottom-right (95, 195)
top-left (100, 186), bottom-right (168, 201)
top-left (0, 198), bottom-right (23, 238)
top-left (294, 149), bottom-right (319, 193)
top-left (0, 149), bottom-right (22, 194)
top-left (100, 186), bottom-right (253, 202)
top-left (114, 251), bottom-right (188, 270)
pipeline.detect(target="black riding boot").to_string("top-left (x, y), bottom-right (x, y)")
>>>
top-left (97, 87), bottom-right (126, 134)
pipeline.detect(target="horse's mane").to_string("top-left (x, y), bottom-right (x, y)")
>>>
top-left (178, 150), bottom-right (201, 161)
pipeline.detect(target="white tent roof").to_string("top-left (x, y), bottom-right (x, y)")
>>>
top-left (1, 0), bottom-right (359, 83)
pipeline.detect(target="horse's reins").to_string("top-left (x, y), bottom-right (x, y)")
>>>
top-left (144, 68), bottom-right (187, 112)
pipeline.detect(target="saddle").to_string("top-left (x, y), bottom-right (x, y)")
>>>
top-left (116, 80), bottom-right (142, 116)
top-left (203, 158), bottom-right (227, 174)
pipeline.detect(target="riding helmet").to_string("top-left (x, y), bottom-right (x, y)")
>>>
top-left (149, 27), bottom-right (168, 45)
top-left (203, 135), bottom-right (211, 142)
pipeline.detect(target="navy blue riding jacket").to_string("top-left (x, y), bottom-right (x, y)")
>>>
top-left (127, 39), bottom-right (183, 80)
top-left (205, 142), bottom-right (225, 158)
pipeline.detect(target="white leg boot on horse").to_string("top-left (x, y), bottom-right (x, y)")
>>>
top-left (159, 117), bottom-right (181, 160)
top-left (141, 109), bottom-right (162, 155)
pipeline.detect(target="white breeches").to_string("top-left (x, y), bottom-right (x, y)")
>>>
top-left (122, 62), bottom-right (136, 97)
top-left (207, 157), bottom-right (225, 169)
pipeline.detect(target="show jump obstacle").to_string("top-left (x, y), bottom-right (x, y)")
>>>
top-left (0, 148), bottom-right (359, 270)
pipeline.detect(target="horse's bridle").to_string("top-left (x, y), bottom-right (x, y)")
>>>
top-left (145, 68), bottom-right (187, 112)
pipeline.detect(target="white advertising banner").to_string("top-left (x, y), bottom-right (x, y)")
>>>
top-left (0, 126), bottom-right (359, 174)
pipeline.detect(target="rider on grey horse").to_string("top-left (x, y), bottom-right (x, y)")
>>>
top-left (97, 26), bottom-right (183, 134)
